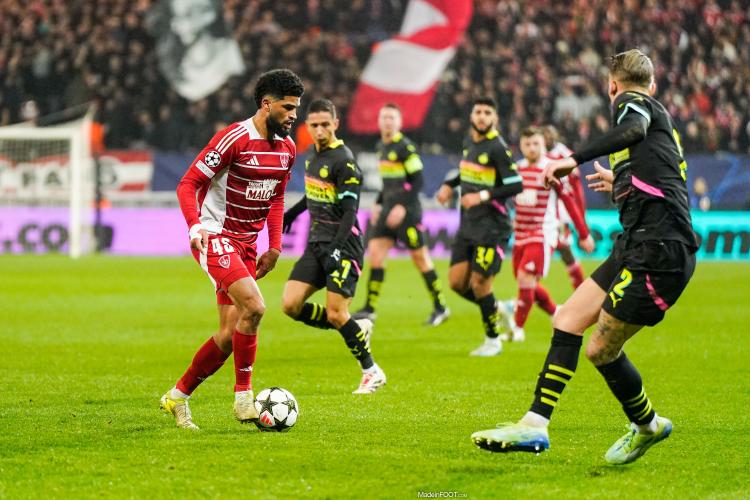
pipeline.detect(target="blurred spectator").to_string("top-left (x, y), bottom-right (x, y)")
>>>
top-left (0, 0), bottom-right (748, 156)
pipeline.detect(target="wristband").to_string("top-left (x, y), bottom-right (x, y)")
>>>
top-left (189, 223), bottom-right (203, 241)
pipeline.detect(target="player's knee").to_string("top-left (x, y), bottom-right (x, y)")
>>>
top-left (369, 246), bottom-right (387, 267)
top-left (470, 278), bottom-right (492, 297)
top-left (281, 295), bottom-right (302, 318)
top-left (517, 271), bottom-right (536, 288)
top-left (448, 276), bottom-right (465, 293)
top-left (585, 338), bottom-right (617, 366)
top-left (238, 295), bottom-right (265, 324)
top-left (326, 307), bottom-right (348, 329)
top-left (411, 248), bottom-right (432, 272)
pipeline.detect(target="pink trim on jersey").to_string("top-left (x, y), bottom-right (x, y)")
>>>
top-left (632, 175), bottom-right (665, 198)
top-left (491, 200), bottom-right (508, 214)
top-left (351, 226), bottom-right (361, 236)
top-left (646, 274), bottom-right (669, 311)
top-left (351, 259), bottom-right (362, 276)
top-left (496, 245), bottom-right (505, 260)
top-left (403, 182), bottom-right (412, 191)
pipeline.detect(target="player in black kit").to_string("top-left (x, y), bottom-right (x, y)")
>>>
top-left (353, 104), bottom-right (450, 327)
top-left (472, 49), bottom-right (698, 465)
top-left (436, 97), bottom-right (523, 357)
top-left (281, 99), bottom-right (386, 394)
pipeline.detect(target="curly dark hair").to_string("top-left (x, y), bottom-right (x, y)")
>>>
top-left (254, 69), bottom-right (305, 108)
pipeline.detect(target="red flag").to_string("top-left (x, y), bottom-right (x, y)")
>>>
top-left (347, 0), bottom-right (473, 133)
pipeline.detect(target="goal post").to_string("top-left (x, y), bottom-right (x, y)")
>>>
top-left (0, 111), bottom-right (94, 258)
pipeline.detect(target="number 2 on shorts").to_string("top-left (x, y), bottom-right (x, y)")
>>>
top-left (476, 246), bottom-right (495, 271)
top-left (609, 268), bottom-right (632, 308)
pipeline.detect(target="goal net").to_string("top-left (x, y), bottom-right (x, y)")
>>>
top-left (0, 112), bottom-right (94, 257)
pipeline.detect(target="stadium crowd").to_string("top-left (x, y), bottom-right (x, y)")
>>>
top-left (0, 0), bottom-right (748, 154)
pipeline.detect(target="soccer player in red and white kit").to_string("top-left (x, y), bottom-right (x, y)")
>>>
top-left (544, 125), bottom-right (588, 289)
top-left (159, 69), bottom-right (304, 430)
top-left (508, 127), bottom-right (594, 341)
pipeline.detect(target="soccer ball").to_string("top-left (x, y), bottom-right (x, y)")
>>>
top-left (254, 387), bottom-right (299, 432)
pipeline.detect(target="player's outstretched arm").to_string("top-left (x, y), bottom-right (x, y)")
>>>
top-left (544, 113), bottom-right (648, 188)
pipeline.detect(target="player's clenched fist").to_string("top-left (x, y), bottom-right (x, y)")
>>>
top-left (189, 224), bottom-right (209, 254)
top-left (256, 248), bottom-right (281, 280)
top-left (436, 185), bottom-right (453, 206)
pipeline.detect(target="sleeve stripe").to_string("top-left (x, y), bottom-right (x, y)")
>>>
top-left (502, 175), bottom-right (523, 184)
top-left (217, 126), bottom-right (245, 154)
top-left (617, 103), bottom-right (651, 126)
top-left (338, 191), bottom-right (358, 200)
top-left (404, 154), bottom-right (423, 173)
top-left (215, 125), bottom-right (240, 151)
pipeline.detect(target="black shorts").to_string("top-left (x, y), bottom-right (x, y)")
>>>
top-left (449, 232), bottom-right (508, 277)
top-left (591, 240), bottom-right (696, 326)
top-left (289, 240), bottom-right (364, 298)
top-left (370, 204), bottom-right (425, 250)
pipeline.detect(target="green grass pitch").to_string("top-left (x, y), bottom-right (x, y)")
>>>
top-left (1, 255), bottom-right (748, 498)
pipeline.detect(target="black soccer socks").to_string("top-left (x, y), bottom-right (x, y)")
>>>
top-left (363, 268), bottom-right (385, 311)
top-left (596, 352), bottom-right (656, 425)
top-left (338, 319), bottom-right (373, 369)
top-left (477, 293), bottom-right (499, 338)
top-left (529, 329), bottom-right (583, 419)
top-left (298, 302), bottom-right (332, 329)
top-left (421, 269), bottom-right (448, 311)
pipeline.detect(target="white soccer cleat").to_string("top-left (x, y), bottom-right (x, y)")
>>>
top-left (510, 324), bottom-right (525, 342)
top-left (160, 392), bottom-right (199, 430)
top-left (353, 365), bottom-right (387, 394)
top-left (355, 318), bottom-right (373, 347)
top-left (470, 337), bottom-right (503, 357)
top-left (233, 390), bottom-right (259, 423)
top-left (495, 299), bottom-right (514, 340)
top-left (352, 308), bottom-right (377, 322)
top-left (472, 422), bottom-right (550, 453)
top-left (424, 307), bottom-right (451, 327)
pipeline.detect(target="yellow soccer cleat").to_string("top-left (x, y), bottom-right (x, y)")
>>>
top-left (605, 416), bottom-right (673, 465)
top-left (160, 392), bottom-right (199, 430)
top-left (233, 390), bottom-right (260, 423)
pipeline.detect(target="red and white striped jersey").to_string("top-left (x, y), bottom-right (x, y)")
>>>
top-left (547, 141), bottom-right (586, 224)
top-left (176, 117), bottom-right (295, 250)
top-left (547, 141), bottom-right (572, 160)
top-left (513, 156), bottom-right (590, 247)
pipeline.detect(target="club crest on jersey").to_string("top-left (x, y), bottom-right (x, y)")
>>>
top-left (218, 255), bottom-right (231, 269)
top-left (204, 150), bottom-right (221, 167)
top-left (280, 154), bottom-right (290, 168)
top-left (245, 179), bottom-right (280, 201)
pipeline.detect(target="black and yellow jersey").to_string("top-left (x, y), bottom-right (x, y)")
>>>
top-left (604, 91), bottom-right (697, 248)
top-left (457, 129), bottom-right (522, 238)
top-left (304, 139), bottom-right (363, 243)
top-left (376, 132), bottom-right (423, 208)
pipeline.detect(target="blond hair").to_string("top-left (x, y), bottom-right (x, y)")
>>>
top-left (610, 49), bottom-right (654, 88)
